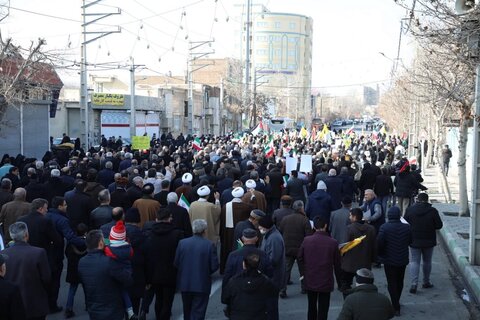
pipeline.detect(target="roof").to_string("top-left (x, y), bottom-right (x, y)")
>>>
top-left (0, 57), bottom-right (63, 88)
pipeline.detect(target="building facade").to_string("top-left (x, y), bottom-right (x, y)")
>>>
top-left (234, 2), bottom-right (313, 127)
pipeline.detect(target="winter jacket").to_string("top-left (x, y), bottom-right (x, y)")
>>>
top-left (85, 182), bottom-right (105, 208)
top-left (64, 189), bottom-right (94, 229)
top-left (298, 231), bottom-right (341, 292)
top-left (339, 173), bottom-right (358, 199)
top-left (278, 212), bottom-right (312, 257)
top-left (404, 202), bottom-right (443, 248)
top-left (305, 189), bottom-right (333, 221)
top-left (221, 270), bottom-right (277, 320)
top-left (374, 174), bottom-right (394, 197)
top-left (325, 176), bottom-right (343, 210)
top-left (260, 226), bottom-right (286, 290)
top-left (78, 249), bottom-right (133, 320)
top-left (394, 172), bottom-right (426, 198)
top-left (338, 284), bottom-right (395, 320)
top-left (144, 222), bottom-right (184, 286)
top-left (341, 222), bottom-right (377, 273)
top-left (358, 164), bottom-right (378, 191)
top-left (377, 219), bottom-right (412, 266)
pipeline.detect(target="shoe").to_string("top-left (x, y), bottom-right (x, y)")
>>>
top-left (409, 285), bottom-right (417, 294)
top-left (49, 306), bottom-right (63, 314)
top-left (422, 282), bottom-right (434, 289)
top-left (64, 309), bottom-right (75, 319)
top-left (128, 315), bottom-right (138, 320)
top-left (279, 291), bottom-right (287, 299)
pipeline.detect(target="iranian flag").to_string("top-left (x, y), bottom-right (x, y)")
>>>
top-left (264, 137), bottom-right (275, 158)
top-left (192, 137), bottom-right (202, 151)
top-left (251, 122), bottom-right (264, 136)
top-left (178, 193), bottom-right (190, 210)
top-left (345, 125), bottom-right (355, 136)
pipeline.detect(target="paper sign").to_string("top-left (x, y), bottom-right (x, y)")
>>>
top-left (285, 157), bottom-right (298, 174)
top-left (131, 136), bottom-right (150, 150)
top-left (299, 155), bottom-right (312, 173)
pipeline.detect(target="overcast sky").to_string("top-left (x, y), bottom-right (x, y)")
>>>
top-left (1, 0), bottom-right (413, 91)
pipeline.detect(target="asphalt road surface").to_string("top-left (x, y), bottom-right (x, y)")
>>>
top-left (47, 237), bottom-right (478, 320)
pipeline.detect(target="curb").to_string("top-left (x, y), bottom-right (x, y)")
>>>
top-left (438, 213), bottom-right (480, 304)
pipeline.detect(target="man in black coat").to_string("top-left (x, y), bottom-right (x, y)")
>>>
top-left (1, 222), bottom-right (51, 319)
top-left (17, 198), bottom-right (63, 313)
top-left (0, 178), bottom-right (13, 209)
top-left (404, 193), bottom-right (442, 294)
top-left (78, 229), bottom-right (133, 320)
top-left (165, 192), bottom-right (193, 237)
top-left (144, 208), bottom-right (184, 320)
top-left (64, 179), bottom-right (94, 229)
top-left (0, 253), bottom-right (26, 320)
top-left (222, 252), bottom-right (277, 320)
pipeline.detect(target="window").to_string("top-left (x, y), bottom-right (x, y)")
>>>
top-left (256, 35), bottom-right (267, 42)
top-left (256, 49), bottom-right (267, 55)
top-left (275, 49), bottom-right (282, 56)
top-left (288, 50), bottom-right (296, 56)
top-left (289, 22), bottom-right (296, 30)
top-left (288, 37), bottom-right (299, 43)
top-left (274, 22), bottom-right (281, 29)
top-left (257, 21), bottom-right (267, 27)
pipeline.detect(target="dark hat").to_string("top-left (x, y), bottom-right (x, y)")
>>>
top-left (142, 183), bottom-right (155, 195)
top-left (242, 228), bottom-right (258, 239)
top-left (250, 209), bottom-right (266, 219)
top-left (355, 268), bottom-right (374, 284)
top-left (0, 253), bottom-right (8, 266)
top-left (387, 206), bottom-right (401, 220)
top-left (258, 215), bottom-right (274, 229)
top-left (125, 208), bottom-right (140, 223)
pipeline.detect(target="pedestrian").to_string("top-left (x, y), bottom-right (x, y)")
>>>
top-left (278, 200), bottom-right (312, 297)
top-left (0, 252), bottom-right (26, 320)
top-left (242, 179), bottom-right (267, 212)
top-left (90, 189), bottom-right (113, 230)
top-left (374, 167), bottom-right (394, 214)
top-left (233, 209), bottom-right (266, 244)
top-left (189, 186), bottom-right (221, 243)
top-left (132, 183), bottom-right (161, 228)
top-left (404, 193), bottom-right (443, 294)
top-left (377, 206), bottom-right (411, 316)
top-left (174, 219), bottom-right (219, 320)
top-left (394, 165), bottom-right (427, 216)
top-left (298, 216), bottom-right (341, 320)
top-left (64, 179), bottom-right (94, 230)
top-left (0, 187), bottom-right (30, 244)
top-left (144, 208), bottom-right (184, 320)
top-left (272, 195), bottom-right (294, 226)
top-left (222, 253), bottom-right (277, 320)
top-left (337, 268), bottom-right (394, 320)
top-left (361, 189), bottom-right (385, 235)
top-left (329, 196), bottom-right (352, 244)
top-left (104, 220), bottom-right (136, 319)
top-left (305, 181), bottom-right (333, 222)
top-left (0, 178), bottom-right (13, 209)
top-left (258, 215), bottom-right (286, 320)
top-left (222, 228), bottom-right (273, 291)
top-left (441, 144), bottom-right (452, 176)
top-left (46, 196), bottom-right (86, 316)
top-left (78, 229), bottom-right (133, 320)
top-left (286, 170), bottom-right (307, 203)
top-left (340, 208), bottom-right (376, 293)
top-left (220, 186), bottom-right (252, 273)
top-left (64, 223), bottom-right (88, 318)
top-left (324, 168), bottom-right (343, 210)
top-left (1, 222), bottom-right (51, 320)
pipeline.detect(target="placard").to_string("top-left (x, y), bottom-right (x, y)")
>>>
top-left (299, 155), bottom-right (312, 173)
top-left (285, 156), bottom-right (298, 174)
top-left (131, 136), bottom-right (150, 150)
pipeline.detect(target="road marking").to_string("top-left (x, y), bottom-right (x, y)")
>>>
top-left (175, 278), bottom-right (222, 320)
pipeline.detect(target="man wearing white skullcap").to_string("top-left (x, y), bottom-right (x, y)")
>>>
top-left (242, 179), bottom-right (267, 212)
top-left (219, 186), bottom-right (252, 273)
top-left (175, 173), bottom-right (193, 201)
top-left (305, 180), bottom-right (333, 221)
top-left (189, 185), bottom-right (221, 243)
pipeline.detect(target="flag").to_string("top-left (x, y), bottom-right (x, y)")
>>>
top-left (283, 175), bottom-right (289, 188)
top-left (339, 235), bottom-right (366, 255)
top-left (380, 126), bottom-right (387, 135)
top-left (310, 126), bottom-right (317, 143)
top-left (264, 137), bottom-right (275, 158)
top-left (319, 124), bottom-right (330, 141)
top-left (178, 193), bottom-right (190, 210)
top-left (251, 122), bottom-right (264, 136)
top-left (192, 137), bottom-right (202, 151)
top-left (345, 125), bottom-right (355, 135)
top-left (300, 127), bottom-right (308, 139)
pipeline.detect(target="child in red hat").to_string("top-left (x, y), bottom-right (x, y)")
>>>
top-left (104, 220), bottom-right (135, 319)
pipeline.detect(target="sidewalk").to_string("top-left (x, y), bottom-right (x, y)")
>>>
top-left (422, 164), bottom-right (480, 304)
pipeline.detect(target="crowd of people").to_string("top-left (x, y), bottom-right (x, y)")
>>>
top-left (0, 127), bottom-right (444, 320)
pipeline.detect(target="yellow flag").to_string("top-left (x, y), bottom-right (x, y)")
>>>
top-left (340, 235), bottom-right (366, 255)
top-left (380, 126), bottom-right (387, 135)
top-left (300, 127), bottom-right (308, 138)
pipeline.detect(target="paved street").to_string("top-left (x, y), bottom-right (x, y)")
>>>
top-left (48, 238), bottom-right (477, 320)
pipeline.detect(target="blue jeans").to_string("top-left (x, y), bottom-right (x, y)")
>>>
top-left (409, 247), bottom-right (434, 286)
top-left (66, 283), bottom-right (78, 309)
top-left (377, 195), bottom-right (390, 216)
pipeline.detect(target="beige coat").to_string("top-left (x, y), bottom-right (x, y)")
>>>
top-left (132, 196), bottom-right (161, 228)
top-left (189, 199), bottom-right (221, 243)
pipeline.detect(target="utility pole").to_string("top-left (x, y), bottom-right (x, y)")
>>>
top-left (187, 40), bottom-right (214, 135)
top-left (81, 0), bottom-right (120, 149)
top-left (244, 0), bottom-right (252, 128)
top-left (252, 67), bottom-right (267, 127)
top-left (129, 58), bottom-right (145, 139)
